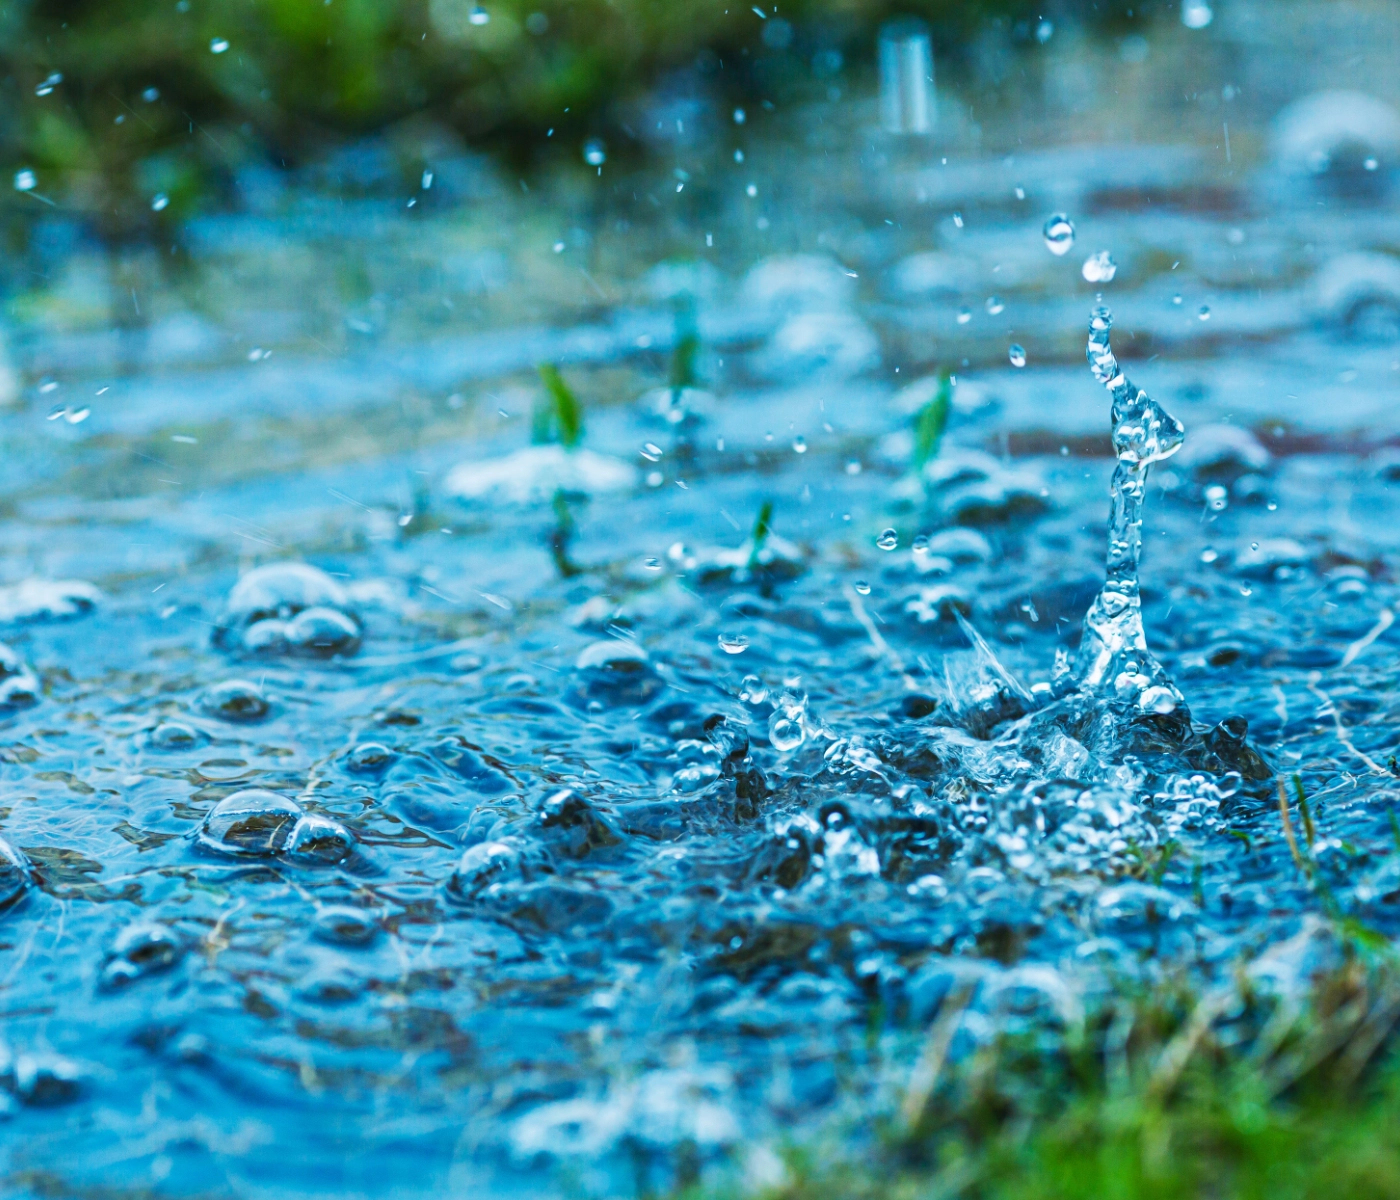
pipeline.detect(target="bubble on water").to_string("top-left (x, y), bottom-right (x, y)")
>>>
top-left (100, 923), bottom-right (183, 990)
top-left (739, 674), bottom-right (767, 705)
top-left (1181, 0), bottom-right (1213, 28)
top-left (1042, 213), bottom-right (1075, 256)
top-left (215, 562), bottom-right (361, 658)
top-left (854, 580), bottom-right (871, 595)
top-left (1198, 305), bottom-right (1211, 321)
top-left (13, 169), bottom-right (35, 192)
top-left (469, 4), bottom-right (490, 24)
top-left (346, 742), bottom-right (396, 774)
top-left (718, 633), bottom-right (750, 655)
top-left (768, 715), bottom-right (804, 752)
top-left (197, 789), bottom-right (303, 857)
top-left (1009, 344), bottom-right (1027, 368)
top-left (791, 435), bottom-right (807, 454)
top-left (876, 528), bottom-right (899, 551)
top-left (210, 37), bottom-right (229, 52)
top-left (1082, 251), bottom-right (1117, 283)
top-left (201, 679), bottom-right (270, 723)
top-left (313, 906), bottom-right (379, 946)
top-left (985, 295), bottom-right (1005, 315)
top-left (149, 721), bottom-right (200, 751)
top-left (285, 815), bottom-right (356, 865)
top-left (956, 307), bottom-right (971, 325)
top-left (446, 839), bottom-right (530, 904)
top-left (0, 837), bottom-right (31, 909)
top-left (583, 139), bottom-right (606, 167)
top-left (151, 193), bottom-right (169, 212)
top-left (573, 640), bottom-right (662, 707)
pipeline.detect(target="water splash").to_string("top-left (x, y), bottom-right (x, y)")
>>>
top-left (1075, 306), bottom-right (1186, 715)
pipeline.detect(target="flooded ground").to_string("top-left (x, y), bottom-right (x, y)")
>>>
top-left (3, 3), bottom-right (1400, 1194)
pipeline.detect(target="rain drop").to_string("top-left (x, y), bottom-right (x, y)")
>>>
top-left (1009, 344), bottom-right (1027, 368)
top-left (854, 580), bottom-right (871, 595)
top-left (583, 139), bottom-right (606, 167)
top-left (876, 528), bottom-right (899, 551)
top-left (151, 193), bottom-right (169, 212)
top-left (739, 674), bottom-right (767, 704)
top-left (718, 633), bottom-right (750, 655)
top-left (768, 714), bottom-right (804, 752)
top-left (956, 307), bottom-right (972, 325)
top-left (1181, 0), bottom-right (1213, 28)
top-left (1172, 294), bottom-right (1183, 305)
top-left (643, 557), bottom-right (662, 570)
top-left (13, 169), bottom-right (35, 192)
top-left (986, 296), bottom-right (1005, 315)
top-left (1198, 305), bottom-right (1211, 321)
top-left (791, 435), bottom-right (807, 454)
top-left (1082, 251), bottom-right (1117, 283)
top-left (469, 4), bottom-right (490, 24)
top-left (733, 108), bottom-right (746, 124)
top-left (746, 183), bottom-right (758, 197)
top-left (1042, 213), bottom-right (1075, 255)
top-left (210, 37), bottom-right (229, 52)
top-left (640, 442), bottom-right (663, 462)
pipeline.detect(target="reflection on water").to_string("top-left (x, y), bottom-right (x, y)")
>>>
top-left (4, 3), bottom-right (1400, 1194)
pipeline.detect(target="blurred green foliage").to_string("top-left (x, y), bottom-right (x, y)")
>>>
top-left (0, 0), bottom-right (1156, 242)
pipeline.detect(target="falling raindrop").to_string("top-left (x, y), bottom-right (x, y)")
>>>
top-left (768, 714), bottom-right (804, 752)
top-left (1042, 213), bottom-right (1075, 256)
top-left (746, 183), bottom-right (758, 197)
top-left (142, 87), bottom-right (160, 103)
top-left (1198, 305), bottom-right (1211, 321)
top-left (1172, 294), bottom-right (1183, 306)
top-left (151, 193), bottom-right (169, 212)
top-left (210, 37), bottom-right (230, 52)
top-left (13, 169), bottom-right (35, 192)
top-left (956, 306), bottom-right (972, 325)
top-left (986, 296), bottom-right (1005, 315)
top-left (876, 528), bottom-right (899, 551)
top-left (34, 72), bottom-right (62, 96)
top-left (718, 633), bottom-right (750, 654)
top-left (854, 580), bottom-right (871, 595)
top-left (734, 108), bottom-right (747, 124)
top-left (791, 435), bottom-right (807, 454)
top-left (1082, 251), bottom-right (1117, 283)
top-left (1009, 344), bottom-right (1027, 367)
top-left (583, 139), bottom-right (606, 167)
top-left (739, 674), bottom-right (767, 704)
top-left (952, 211), bottom-right (964, 228)
top-left (640, 443), bottom-right (663, 462)
top-left (469, 4), bottom-right (490, 24)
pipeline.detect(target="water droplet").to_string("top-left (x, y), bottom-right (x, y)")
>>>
top-left (469, 4), bottom-right (490, 24)
top-left (718, 633), bottom-right (750, 655)
top-left (1205, 484), bottom-right (1228, 512)
top-left (746, 183), bottom-right (758, 197)
top-left (1082, 251), bottom-right (1117, 283)
top-left (209, 36), bottom-right (229, 52)
top-left (1198, 305), bottom-right (1211, 321)
top-left (63, 406), bottom-right (90, 424)
top-left (197, 789), bottom-right (303, 856)
top-left (739, 674), bottom-right (767, 704)
top-left (1181, 0), bottom-right (1213, 28)
top-left (952, 211), bottom-right (964, 228)
top-left (1172, 294), bottom-right (1183, 305)
top-left (1042, 213), bottom-right (1075, 256)
top-left (1201, 547), bottom-right (1219, 563)
top-left (791, 435), bottom-right (807, 454)
top-left (1036, 19), bottom-right (1054, 43)
top-left (583, 139), bottom-right (606, 167)
top-left (768, 715), bottom-right (804, 752)
top-left (1365, 157), bottom-right (1380, 172)
top-left (640, 442), bottom-right (663, 462)
top-left (854, 580), bottom-right (871, 595)
top-left (552, 241), bottom-right (566, 253)
top-left (733, 108), bottom-right (746, 124)
top-left (845, 459), bottom-right (862, 475)
top-left (956, 306), bottom-right (972, 325)
top-left (1250, 541), bottom-right (1260, 551)
top-left (1009, 344), bottom-right (1027, 368)
top-left (13, 169), bottom-right (35, 192)
top-left (985, 295), bottom-right (1005, 315)
top-left (876, 528), bottom-right (899, 551)
top-left (643, 557), bottom-right (662, 570)
top-left (142, 87), bottom-right (160, 103)
top-left (34, 72), bottom-right (62, 97)
top-left (151, 193), bottom-right (169, 212)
